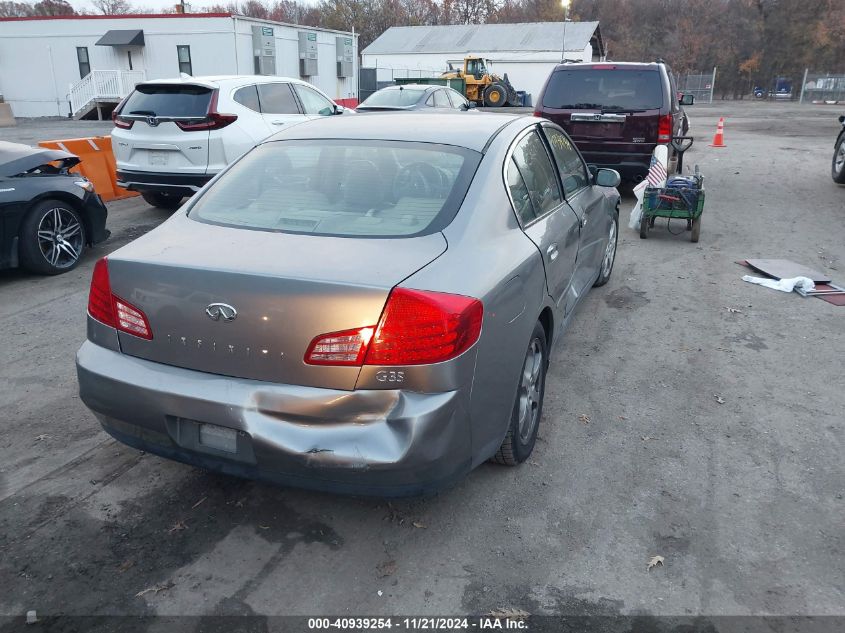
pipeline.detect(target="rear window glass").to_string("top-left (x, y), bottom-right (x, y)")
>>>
top-left (542, 69), bottom-right (663, 111)
top-left (123, 84), bottom-right (212, 117)
top-left (189, 140), bottom-right (481, 238)
top-left (359, 88), bottom-right (426, 108)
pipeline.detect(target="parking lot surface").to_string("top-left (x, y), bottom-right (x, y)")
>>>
top-left (1, 102), bottom-right (843, 622)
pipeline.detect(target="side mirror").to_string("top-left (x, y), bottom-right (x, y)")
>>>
top-left (334, 104), bottom-right (345, 115)
top-left (595, 168), bottom-right (621, 188)
top-left (462, 102), bottom-right (476, 110)
top-left (679, 93), bottom-right (695, 106)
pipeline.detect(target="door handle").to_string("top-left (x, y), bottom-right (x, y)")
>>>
top-left (271, 121), bottom-right (285, 126)
top-left (546, 244), bottom-right (559, 261)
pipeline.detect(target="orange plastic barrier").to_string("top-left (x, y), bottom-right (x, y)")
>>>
top-left (38, 136), bottom-right (138, 203)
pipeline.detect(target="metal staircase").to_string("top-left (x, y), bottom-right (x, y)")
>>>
top-left (69, 70), bottom-right (145, 120)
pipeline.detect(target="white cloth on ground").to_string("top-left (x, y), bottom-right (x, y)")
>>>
top-left (741, 275), bottom-right (816, 293)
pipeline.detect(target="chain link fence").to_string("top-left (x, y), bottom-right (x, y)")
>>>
top-left (678, 69), bottom-right (716, 104)
top-left (800, 72), bottom-right (845, 104)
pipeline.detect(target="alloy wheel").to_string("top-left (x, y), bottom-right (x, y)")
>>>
top-left (836, 142), bottom-right (845, 174)
top-left (37, 207), bottom-right (83, 269)
top-left (517, 338), bottom-right (544, 443)
top-left (602, 218), bottom-right (618, 278)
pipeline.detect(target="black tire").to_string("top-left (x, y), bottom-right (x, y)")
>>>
top-left (594, 212), bottom-right (618, 287)
top-left (832, 135), bottom-right (845, 184)
top-left (691, 215), bottom-right (701, 242)
top-left (19, 199), bottom-right (86, 275)
top-left (483, 84), bottom-right (507, 108)
top-left (141, 191), bottom-right (184, 209)
top-left (639, 213), bottom-right (649, 239)
top-left (492, 321), bottom-right (548, 466)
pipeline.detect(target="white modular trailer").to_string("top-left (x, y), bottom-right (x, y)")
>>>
top-left (361, 22), bottom-right (604, 101)
top-left (0, 13), bottom-right (358, 118)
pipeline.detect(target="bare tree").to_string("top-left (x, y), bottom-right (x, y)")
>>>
top-left (91, 0), bottom-right (133, 13)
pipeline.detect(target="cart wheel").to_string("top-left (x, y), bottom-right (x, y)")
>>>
top-left (686, 219), bottom-right (692, 231)
top-left (649, 216), bottom-right (656, 228)
top-left (691, 215), bottom-right (701, 242)
top-left (640, 215), bottom-right (649, 239)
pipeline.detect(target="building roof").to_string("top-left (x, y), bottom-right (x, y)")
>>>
top-left (362, 21), bottom-right (602, 56)
top-left (0, 12), bottom-right (230, 22)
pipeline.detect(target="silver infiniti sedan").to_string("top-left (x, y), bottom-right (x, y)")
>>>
top-left (76, 113), bottom-right (621, 496)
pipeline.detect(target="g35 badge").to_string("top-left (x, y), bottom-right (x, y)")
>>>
top-left (375, 370), bottom-right (405, 383)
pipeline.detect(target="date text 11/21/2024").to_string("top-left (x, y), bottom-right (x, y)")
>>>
top-left (307, 617), bottom-right (529, 630)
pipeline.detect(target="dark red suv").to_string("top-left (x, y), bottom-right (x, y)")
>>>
top-left (535, 62), bottom-right (692, 182)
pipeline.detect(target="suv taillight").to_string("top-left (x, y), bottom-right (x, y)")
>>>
top-left (658, 114), bottom-right (673, 143)
top-left (304, 288), bottom-right (483, 367)
top-left (88, 258), bottom-right (153, 340)
top-left (175, 89), bottom-right (238, 131)
top-left (111, 95), bottom-right (133, 129)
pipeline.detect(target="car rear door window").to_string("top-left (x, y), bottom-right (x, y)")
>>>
top-left (293, 84), bottom-right (335, 116)
top-left (506, 158), bottom-right (536, 224)
top-left (510, 130), bottom-right (563, 219)
top-left (257, 83), bottom-right (299, 114)
top-left (122, 84), bottom-right (213, 117)
top-left (433, 90), bottom-right (451, 108)
top-left (233, 84), bottom-right (260, 112)
top-left (542, 126), bottom-right (590, 196)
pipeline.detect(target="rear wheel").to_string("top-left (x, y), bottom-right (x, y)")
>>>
top-left (639, 213), bottom-right (649, 239)
top-left (483, 84), bottom-right (507, 108)
top-left (493, 322), bottom-right (547, 466)
top-left (691, 214), bottom-right (701, 242)
top-left (141, 191), bottom-right (184, 210)
top-left (833, 135), bottom-right (845, 184)
top-left (19, 199), bottom-right (86, 275)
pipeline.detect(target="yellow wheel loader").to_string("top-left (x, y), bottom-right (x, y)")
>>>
top-left (441, 57), bottom-right (519, 107)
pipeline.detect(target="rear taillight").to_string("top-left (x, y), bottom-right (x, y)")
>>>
top-left (111, 95), bottom-right (133, 129)
top-left (658, 114), bottom-right (673, 142)
top-left (175, 89), bottom-right (237, 131)
top-left (304, 288), bottom-right (483, 367)
top-left (87, 258), bottom-right (153, 340)
top-left (533, 111), bottom-right (543, 117)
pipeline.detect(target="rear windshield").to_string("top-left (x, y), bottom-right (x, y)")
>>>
top-left (359, 88), bottom-right (426, 108)
top-left (122, 84), bottom-right (213, 117)
top-left (542, 69), bottom-right (664, 111)
top-left (189, 140), bottom-right (481, 238)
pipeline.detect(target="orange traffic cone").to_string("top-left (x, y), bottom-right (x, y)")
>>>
top-left (710, 117), bottom-right (726, 147)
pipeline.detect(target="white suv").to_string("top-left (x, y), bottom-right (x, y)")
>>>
top-left (112, 75), bottom-right (349, 209)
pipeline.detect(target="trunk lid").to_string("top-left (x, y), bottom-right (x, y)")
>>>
top-left (112, 83), bottom-right (214, 175)
top-left (544, 109), bottom-right (660, 156)
top-left (107, 213), bottom-right (447, 390)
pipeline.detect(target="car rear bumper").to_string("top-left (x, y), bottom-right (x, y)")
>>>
top-left (116, 169), bottom-right (214, 197)
top-left (581, 150), bottom-right (655, 181)
top-left (75, 341), bottom-right (472, 496)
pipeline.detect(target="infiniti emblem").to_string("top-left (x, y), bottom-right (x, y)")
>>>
top-left (146, 116), bottom-right (160, 127)
top-left (206, 303), bottom-right (237, 322)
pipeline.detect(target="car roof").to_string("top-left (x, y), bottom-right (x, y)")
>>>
top-left (378, 84), bottom-right (436, 91)
top-left (552, 61), bottom-right (663, 72)
top-left (269, 112), bottom-right (527, 152)
top-left (137, 75), bottom-right (307, 88)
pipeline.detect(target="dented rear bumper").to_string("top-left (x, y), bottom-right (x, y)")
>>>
top-left (76, 341), bottom-right (472, 496)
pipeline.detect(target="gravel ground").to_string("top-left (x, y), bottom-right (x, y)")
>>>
top-left (0, 102), bottom-right (842, 628)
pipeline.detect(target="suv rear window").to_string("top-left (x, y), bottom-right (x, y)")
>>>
top-left (122, 84), bottom-right (213, 117)
top-left (189, 140), bottom-right (481, 238)
top-left (542, 69), bottom-right (664, 111)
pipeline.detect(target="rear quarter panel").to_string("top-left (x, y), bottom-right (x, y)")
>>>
top-left (403, 129), bottom-right (550, 465)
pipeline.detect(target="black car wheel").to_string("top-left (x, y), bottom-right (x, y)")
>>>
top-left (833, 134), bottom-right (845, 184)
top-left (483, 84), bottom-right (507, 108)
top-left (492, 321), bottom-right (547, 466)
top-left (19, 199), bottom-right (86, 275)
top-left (141, 191), bottom-right (184, 209)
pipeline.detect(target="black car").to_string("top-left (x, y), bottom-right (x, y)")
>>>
top-left (357, 84), bottom-right (475, 112)
top-left (833, 115), bottom-right (845, 184)
top-left (0, 142), bottom-right (109, 274)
